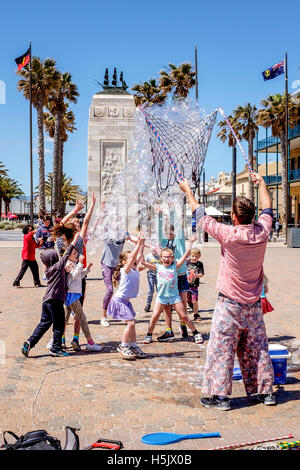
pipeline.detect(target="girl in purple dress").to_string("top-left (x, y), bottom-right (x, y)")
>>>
top-left (107, 233), bottom-right (146, 360)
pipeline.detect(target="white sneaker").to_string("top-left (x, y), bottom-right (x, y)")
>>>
top-left (130, 345), bottom-right (146, 358)
top-left (47, 338), bottom-right (53, 349)
top-left (194, 332), bottom-right (204, 344)
top-left (117, 344), bottom-right (136, 360)
top-left (100, 318), bottom-right (110, 327)
top-left (42, 274), bottom-right (47, 281)
top-left (86, 343), bottom-right (103, 351)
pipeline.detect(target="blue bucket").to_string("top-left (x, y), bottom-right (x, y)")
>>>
top-left (232, 344), bottom-right (291, 385)
top-left (269, 344), bottom-right (291, 385)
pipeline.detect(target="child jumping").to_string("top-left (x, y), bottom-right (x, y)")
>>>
top-left (63, 252), bottom-right (102, 351)
top-left (21, 232), bottom-right (80, 358)
top-left (186, 248), bottom-right (204, 320)
top-left (142, 235), bottom-right (204, 344)
top-left (143, 245), bottom-right (161, 312)
top-left (107, 233), bottom-right (146, 360)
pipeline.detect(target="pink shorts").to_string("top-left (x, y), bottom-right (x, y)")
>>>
top-left (187, 286), bottom-right (198, 303)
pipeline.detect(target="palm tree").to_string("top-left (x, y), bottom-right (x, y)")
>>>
top-left (0, 177), bottom-right (24, 216)
top-left (45, 172), bottom-right (83, 217)
top-left (16, 57), bottom-right (60, 212)
top-left (131, 79), bottom-right (166, 107)
top-left (217, 116), bottom-right (242, 201)
top-left (47, 72), bottom-right (79, 215)
top-left (44, 104), bottom-right (77, 215)
top-left (257, 93), bottom-right (299, 233)
top-left (159, 62), bottom-right (196, 98)
top-left (0, 162), bottom-right (7, 177)
top-left (233, 104), bottom-right (258, 203)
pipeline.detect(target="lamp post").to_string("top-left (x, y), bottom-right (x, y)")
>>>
top-left (221, 195), bottom-right (226, 222)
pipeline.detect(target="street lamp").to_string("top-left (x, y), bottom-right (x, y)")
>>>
top-left (221, 195), bottom-right (226, 222)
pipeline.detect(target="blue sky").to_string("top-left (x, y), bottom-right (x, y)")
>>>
top-left (1, 0), bottom-right (300, 195)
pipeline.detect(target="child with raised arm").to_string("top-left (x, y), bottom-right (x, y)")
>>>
top-left (49, 194), bottom-right (96, 349)
top-left (142, 234), bottom-right (204, 344)
top-left (107, 233), bottom-right (146, 360)
top-left (143, 245), bottom-right (161, 312)
top-left (21, 232), bottom-right (80, 358)
top-left (64, 252), bottom-right (102, 351)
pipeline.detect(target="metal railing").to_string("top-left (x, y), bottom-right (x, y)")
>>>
top-left (263, 168), bottom-right (300, 184)
top-left (255, 124), bottom-right (300, 151)
top-left (256, 136), bottom-right (279, 150)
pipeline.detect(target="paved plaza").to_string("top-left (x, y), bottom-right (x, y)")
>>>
top-left (0, 236), bottom-right (300, 451)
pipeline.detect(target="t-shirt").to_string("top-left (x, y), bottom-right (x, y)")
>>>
top-left (156, 263), bottom-right (180, 300)
top-left (115, 267), bottom-right (140, 299)
top-left (42, 244), bottom-right (74, 303)
top-left (22, 232), bottom-right (38, 261)
top-left (157, 216), bottom-right (186, 275)
top-left (35, 224), bottom-right (54, 249)
top-left (101, 232), bottom-right (129, 268)
top-left (186, 260), bottom-right (204, 287)
top-left (197, 208), bottom-right (273, 304)
top-left (160, 237), bottom-right (186, 276)
top-left (145, 253), bottom-right (159, 275)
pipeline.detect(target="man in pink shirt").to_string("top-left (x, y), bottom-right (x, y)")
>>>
top-left (180, 173), bottom-right (275, 411)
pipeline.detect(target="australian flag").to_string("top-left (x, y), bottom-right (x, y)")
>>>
top-left (262, 59), bottom-right (285, 81)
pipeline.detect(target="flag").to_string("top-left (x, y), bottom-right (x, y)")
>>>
top-left (262, 59), bottom-right (285, 81)
top-left (15, 48), bottom-right (31, 70)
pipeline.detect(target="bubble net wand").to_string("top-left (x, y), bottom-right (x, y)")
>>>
top-left (218, 107), bottom-right (253, 173)
top-left (138, 105), bottom-right (184, 182)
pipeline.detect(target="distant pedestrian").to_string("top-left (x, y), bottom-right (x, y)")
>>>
top-left (13, 225), bottom-right (42, 288)
top-left (275, 220), bottom-right (280, 238)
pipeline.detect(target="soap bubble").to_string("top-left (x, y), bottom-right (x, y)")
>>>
top-left (87, 96), bottom-right (212, 250)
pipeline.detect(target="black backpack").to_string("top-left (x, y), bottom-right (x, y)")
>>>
top-left (2, 426), bottom-right (80, 451)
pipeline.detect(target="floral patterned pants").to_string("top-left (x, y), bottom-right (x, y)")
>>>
top-left (202, 294), bottom-right (274, 397)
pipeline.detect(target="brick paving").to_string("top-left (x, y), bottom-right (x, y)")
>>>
top-left (0, 238), bottom-right (300, 451)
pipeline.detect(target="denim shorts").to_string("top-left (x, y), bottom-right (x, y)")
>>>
top-left (156, 296), bottom-right (182, 306)
top-left (178, 274), bottom-right (190, 293)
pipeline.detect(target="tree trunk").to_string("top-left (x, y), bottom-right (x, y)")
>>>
top-left (58, 139), bottom-right (64, 216)
top-left (36, 100), bottom-right (46, 213)
top-left (52, 111), bottom-right (62, 215)
top-left (248, 137), bottom-right (254, 203)
top-left (280, 132), bottom-right (288, 237)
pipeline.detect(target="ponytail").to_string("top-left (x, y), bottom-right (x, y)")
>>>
top-left (112, 252), bottom-right (130, 287)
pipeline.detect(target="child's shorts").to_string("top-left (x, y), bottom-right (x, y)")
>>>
top-left (187, 286), bottom-right (198, 303)
top-left (156, 296), bottom-right (182, 306)
top-left (178, 274), bottom-right (190, 293)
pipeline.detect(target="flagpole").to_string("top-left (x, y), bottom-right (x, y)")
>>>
top-left (194, 45), bottom-right (199, 100)
top-left (29, 41), bottom-right (33, 226)
top-left (284, 51), bottom-right (289, 243)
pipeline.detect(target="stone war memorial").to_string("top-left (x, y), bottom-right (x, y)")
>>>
top-left (88, 68), bottom-right (135, 216)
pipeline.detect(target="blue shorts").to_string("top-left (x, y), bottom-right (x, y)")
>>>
top-left (156, 296), bottom-right (182, 306)
top-left (178, 274), bottom-right (190, 293)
